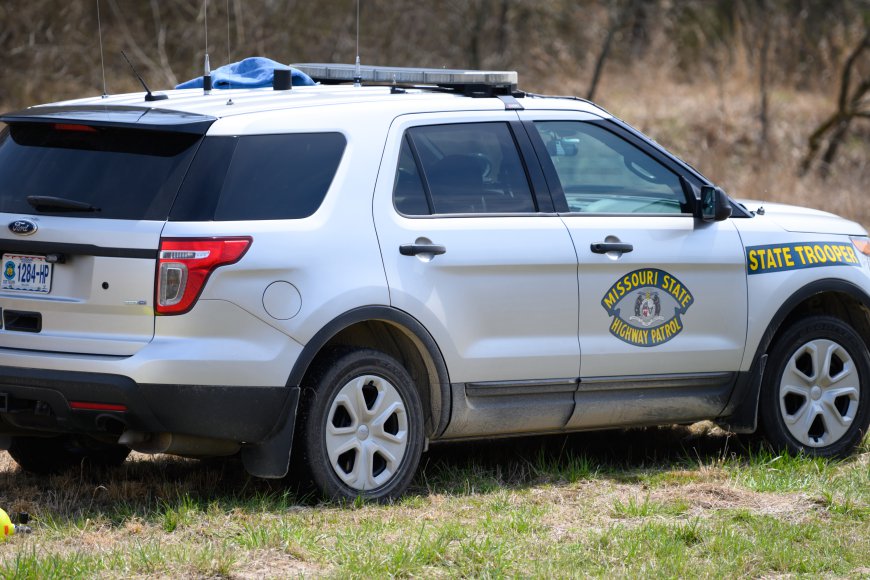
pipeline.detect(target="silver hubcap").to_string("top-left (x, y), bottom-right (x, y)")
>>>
top-left (779, 338), bottom-right (860, 447)
top-left (325, 375), bottom-right (409, 491)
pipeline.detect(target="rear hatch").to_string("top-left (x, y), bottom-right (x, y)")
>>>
top-left (0, 106), bottom-right (214, 355)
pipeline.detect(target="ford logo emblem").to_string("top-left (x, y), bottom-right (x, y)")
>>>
top-left (8, 219), bottom-right (37, 236)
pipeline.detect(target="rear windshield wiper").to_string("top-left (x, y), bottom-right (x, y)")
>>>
top-left (26, 196), bottom-right (101, 213)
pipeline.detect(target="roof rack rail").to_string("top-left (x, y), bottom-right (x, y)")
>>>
top-left (291, 63), bottom-right (519, 97)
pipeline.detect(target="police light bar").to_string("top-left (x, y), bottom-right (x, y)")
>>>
top-left (292, 63), bottom-right (518, 88)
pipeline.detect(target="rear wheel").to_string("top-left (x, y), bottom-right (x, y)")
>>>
top-left (301, 349), bottom-right (424, 502)
top-left (8, 435), bottom-right (130, 474)
top-left (760, 315), bottom-right (870, 457)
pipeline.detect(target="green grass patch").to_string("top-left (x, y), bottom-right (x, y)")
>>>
top-left (1, 429), bottom-right (868, 577)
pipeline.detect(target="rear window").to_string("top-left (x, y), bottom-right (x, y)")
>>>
top-left (171, 133), bottom-right (347, 221)
top-left (0, 124), bottom-right (201, 220)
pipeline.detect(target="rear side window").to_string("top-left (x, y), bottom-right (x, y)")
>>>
top-left (0, 124), bottom-right (201, 220)
top-left (172, 133), bottom-right (346, 221)
top-left (395, 122), bottom-right (536, 215)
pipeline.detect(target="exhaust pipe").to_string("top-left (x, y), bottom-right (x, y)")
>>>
top-left (95, 414), bottom-right (127, 435)
top-left (118, 430), bottom-right (240, 457)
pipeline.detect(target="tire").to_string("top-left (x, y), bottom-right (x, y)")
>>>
top-left (760, 315), bottom-right (870, 458)
top-left (300, 348), bottom-right (424, 502)
top-left (8, 435), bottom-right (130, 474)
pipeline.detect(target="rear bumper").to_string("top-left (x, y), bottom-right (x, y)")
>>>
top-left (0, 365), bottom-right (299, 444)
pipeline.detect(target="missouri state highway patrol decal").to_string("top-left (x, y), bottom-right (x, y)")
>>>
top-left (601, 268), bottom-right (694, 347)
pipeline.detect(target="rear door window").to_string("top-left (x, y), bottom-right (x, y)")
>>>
top-left (396, 122), bottom-right (537, 215)
top-left (0, 123), bottom-right (201, 220)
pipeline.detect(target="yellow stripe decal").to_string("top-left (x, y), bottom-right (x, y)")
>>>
top-left (746, 242), bottom-right (860, 275)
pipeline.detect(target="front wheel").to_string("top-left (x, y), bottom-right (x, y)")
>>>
top-left (301, 349), bottom-right (424, 502)
top-left (760, 315), bottom-right (870, 457)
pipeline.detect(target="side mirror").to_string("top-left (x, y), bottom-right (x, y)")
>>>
top-left (698, 185), bottom-right (732, 222)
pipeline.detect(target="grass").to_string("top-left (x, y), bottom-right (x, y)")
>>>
top-left (1, 424), bottom-right (868, 578)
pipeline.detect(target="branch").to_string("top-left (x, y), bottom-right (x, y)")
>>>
top-left (800, 112), bottom-right (842, 175)
top-left (838, 31), bottom-right (869, 113)
top-left (587, 0), bottom-right (637, 101)
top-left (849, 77), bottom-right (870, 110)
top-left (587, 26), bottom-right (616, 101)
top-left (800, 31), bottom-right (870, 176)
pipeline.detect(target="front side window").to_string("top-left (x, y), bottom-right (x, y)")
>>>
top-left (534, 121), bottom-right (687, 214)
top-left (394, 122), bottom-right (536, 215)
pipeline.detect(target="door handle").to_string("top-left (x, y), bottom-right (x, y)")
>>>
top-left (590, 242), bottom-right (633, 254)
top-left (400, 243), bottom-right (447, 256)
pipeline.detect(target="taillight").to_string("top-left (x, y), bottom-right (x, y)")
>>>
top-left (52, 123), bottom-right (98, 133)
top-left (156, 237), bottom-right (251, 315)
top-left (69, 401), bottom-right (128, 412)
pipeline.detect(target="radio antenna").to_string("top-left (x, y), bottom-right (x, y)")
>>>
top-left (97, 0), bottom-right (108, 98)
top-left (353, 0), bottom-right (361, 87)
top-left (202, 0), bottom-right (212, 94)
top-left (121, 50), bottom-right (167, 101)
top-left (226, 0), bottom-right (232, 64)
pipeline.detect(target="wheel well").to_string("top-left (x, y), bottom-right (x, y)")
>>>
top-left (718, 287), bottom-right (870, 434)
top-left (770, 291), bottom-right (870, 355)
top-left (302, 320), bottom-right (443, 436)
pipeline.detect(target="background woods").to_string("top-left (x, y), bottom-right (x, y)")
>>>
top-left (0, 0), bottom-right (868, 221)
top-left (1, 1), bottom-right (865, 100)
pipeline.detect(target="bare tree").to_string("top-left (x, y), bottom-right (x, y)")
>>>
top-left (587, 0), bottom-right (639, 101)
top-left (800, 31), bottom-right (870, 178)
top-left (757, 0), bottom-right (772, 156)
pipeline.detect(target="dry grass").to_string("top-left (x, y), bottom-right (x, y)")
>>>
top-left (1, 426), bottom-right (867, 577)
top-left (593, 69), bottom-right (870, 227)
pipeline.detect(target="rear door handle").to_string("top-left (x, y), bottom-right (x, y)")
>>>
top-left (400, 243), bottom-right (447, 256)
top-left (590, 242), bottom-right (633, 254)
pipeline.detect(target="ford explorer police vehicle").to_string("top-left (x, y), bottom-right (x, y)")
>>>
top-left (0, 61), bottom-right (867, 500)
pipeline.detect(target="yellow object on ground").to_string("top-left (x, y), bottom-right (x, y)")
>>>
top-left (0, 508), bottom-right (13, 540)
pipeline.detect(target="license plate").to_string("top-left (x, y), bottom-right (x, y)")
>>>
top-left (2, 254), bottom-right (52, 293)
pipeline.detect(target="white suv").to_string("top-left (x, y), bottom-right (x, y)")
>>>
top-left (0, 63), bottom-right (868, 500)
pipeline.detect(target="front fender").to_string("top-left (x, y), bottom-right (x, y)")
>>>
top-left (718, 279), bottom-right (870, 432)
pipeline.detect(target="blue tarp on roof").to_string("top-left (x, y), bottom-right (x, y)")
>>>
top-left (176, 57), bottom-right (315, 89)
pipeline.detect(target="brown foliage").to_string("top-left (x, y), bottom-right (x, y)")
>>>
top-left (0, 1), bottom-right (867, 222)
top-left (0, 0), bottom-right (866, 110)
